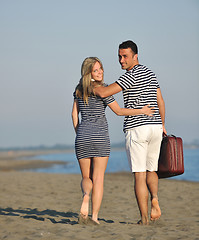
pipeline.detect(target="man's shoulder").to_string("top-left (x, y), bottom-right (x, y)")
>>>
top-left (124, 64), bottom-right (148, 75)
top-left (133, 64), bottom-right (151, 72)
top-left (120, 65), bottom-right (147, 78)
top-left (133, 64), bottom-right (156, 78)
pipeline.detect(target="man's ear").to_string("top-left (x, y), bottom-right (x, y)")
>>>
top-left (133, 54), bottom-right (138, 61)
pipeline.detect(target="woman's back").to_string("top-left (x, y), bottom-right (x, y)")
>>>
top-left (74, 93), bottom-right (115, 160)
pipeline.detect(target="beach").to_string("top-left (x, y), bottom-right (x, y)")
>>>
top-left (0, 151), bottom-right (199, 240)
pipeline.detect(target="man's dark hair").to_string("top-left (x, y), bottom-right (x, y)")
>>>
top-left (119, 40), bottom-right (138, 54)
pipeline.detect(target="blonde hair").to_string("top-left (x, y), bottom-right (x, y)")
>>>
top-left (76, 57), bottom-right (104, 104)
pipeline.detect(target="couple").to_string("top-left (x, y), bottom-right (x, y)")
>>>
top-left (71, 40), bottom-right (166, 225)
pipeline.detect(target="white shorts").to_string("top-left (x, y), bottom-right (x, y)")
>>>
top-left (125, 124), bottom-right (163, 172)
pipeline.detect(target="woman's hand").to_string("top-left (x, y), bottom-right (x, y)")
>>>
top-left (141, 105), bottom-right (155, 116)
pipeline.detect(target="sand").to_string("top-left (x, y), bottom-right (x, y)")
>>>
top-left (0, 151), bottom-right (199, 240)
top-left (0, 150), bottom-right (69, 171)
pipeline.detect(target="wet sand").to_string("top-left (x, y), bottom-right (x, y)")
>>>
top-left (0, 150), bottom-right (69, 171)
top-left (0, 151), bottom-right (199, 239)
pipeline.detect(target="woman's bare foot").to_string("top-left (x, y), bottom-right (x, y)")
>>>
top-left (78, 213), bottom-right (88, 224)
top-left (91, 213), bottom-right (100, 225)
top-left (151, 197), bottom-right (161, 221)
top-left (80, 193), bottom-right (89, 219)
top-left (92, 218), bottom-right (100, 225)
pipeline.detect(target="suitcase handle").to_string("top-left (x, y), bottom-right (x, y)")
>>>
top-left (163, 133), bottom-right (177, 138)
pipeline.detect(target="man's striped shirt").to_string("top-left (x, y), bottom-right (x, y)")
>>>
top-left (116, 64), bottom-right (162, 132)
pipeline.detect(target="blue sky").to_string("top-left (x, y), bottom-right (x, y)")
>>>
top-left (0, 0), bottom-right (199, 148)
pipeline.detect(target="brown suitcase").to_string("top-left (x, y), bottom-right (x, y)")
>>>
top-left (157, 134), bottom-right (184, 179)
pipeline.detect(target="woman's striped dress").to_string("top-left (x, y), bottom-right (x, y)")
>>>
top-left (73, 91), bottom-right (115, 160)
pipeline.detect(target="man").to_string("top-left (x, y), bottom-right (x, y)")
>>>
top-left (94, 40), bottom-right (166, 225)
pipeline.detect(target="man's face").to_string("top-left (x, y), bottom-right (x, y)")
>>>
top-left (118, 48), bottom-right (136, 71)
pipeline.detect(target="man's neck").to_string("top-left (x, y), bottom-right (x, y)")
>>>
top-left (127, 61), bottom-right (139, 71)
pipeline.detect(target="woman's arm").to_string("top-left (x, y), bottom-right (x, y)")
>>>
top-left (108, 101), bottom-right (155, 116)
top-left (71, 99), bottom-right (79, 133)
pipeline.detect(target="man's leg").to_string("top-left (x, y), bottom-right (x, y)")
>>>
top-left (146, 125), bottom-right (163, 221)
top-left (125, 127), bottom-right (150, 224)
top-left (134, 172), bottom-right (149, 225)
top-left (146, 171), bottom-right (161, 220)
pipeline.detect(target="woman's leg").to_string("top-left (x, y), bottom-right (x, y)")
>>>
top-left (91, 156), bottom-right (108, 224)
top-left (78, 158), bottom-right (93, 218)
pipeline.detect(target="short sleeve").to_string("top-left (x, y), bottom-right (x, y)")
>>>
top-left (73, 91), bottom-right (77, 99)
top-left (154, 74), bottom-right (160, 88)
top-left (102, 83), bottom-right (115, 105)
top-left (103, 95), bottom-right (115, 105)
top-left (115, 72), bottom-right (135, 90)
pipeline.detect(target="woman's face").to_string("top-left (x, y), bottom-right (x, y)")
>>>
top-left (91, 61), bottom-right (103, 82)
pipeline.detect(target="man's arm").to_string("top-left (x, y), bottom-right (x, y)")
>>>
top-left (157, 88), bottom-right (167, 134)
top-left (94, 82), bottom-right (122, 98)
top-left (108, 101), bottom-right (155, 116)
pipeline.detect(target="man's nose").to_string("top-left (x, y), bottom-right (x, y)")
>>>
top-left (120, 56), bottom-right (124, 63)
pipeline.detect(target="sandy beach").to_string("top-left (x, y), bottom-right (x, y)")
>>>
top-left (0, 151), bottom-right (199, 240)
top-left (0, 150), bottom-right (69, 171)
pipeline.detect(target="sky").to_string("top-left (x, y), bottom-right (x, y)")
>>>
top-left (0, 0), bottom-right (199, 148)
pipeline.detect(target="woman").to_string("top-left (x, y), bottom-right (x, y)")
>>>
top-left (71, 57), bottom-right (154, 225)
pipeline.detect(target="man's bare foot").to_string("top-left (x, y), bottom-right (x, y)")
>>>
top-left (151, 197), bottom-right (161, 221)
top-left (137, 219), bottom-right (149, 225)
top-left (137, 216), bottom-right (149, 225)
top-left (80, 193), bottom-right (89, 219)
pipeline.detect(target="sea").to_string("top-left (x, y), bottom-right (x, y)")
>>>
top-left (27, 148), bottom-right (199, 182)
